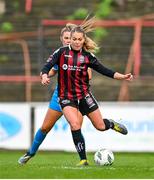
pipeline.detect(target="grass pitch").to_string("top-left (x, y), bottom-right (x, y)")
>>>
top-left (0, 150), bottom-right (154, 179)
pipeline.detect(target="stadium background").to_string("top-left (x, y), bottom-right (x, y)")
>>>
top-left (0, 0), bottom-right (154, 178)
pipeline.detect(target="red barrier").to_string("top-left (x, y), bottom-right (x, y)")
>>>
top-left (0, 75), bottom-right (40, 82)
top-left (25, 0), bottom-right (32, 13)
top-left (42, 19), bottom-right (154, 27)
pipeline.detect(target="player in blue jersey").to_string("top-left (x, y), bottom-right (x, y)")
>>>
top-left (18, 23), bottom-right (91, 166)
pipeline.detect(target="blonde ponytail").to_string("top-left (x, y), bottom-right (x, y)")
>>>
top-left (80, 15), bottom-right (96, 33)
top-left (70, 16), bottom-right (99, 53)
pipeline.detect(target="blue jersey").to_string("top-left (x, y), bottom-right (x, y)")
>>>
top-left (48, 62), bottom-right (61, 111)
top-left (49, 85), bottom-right (62, 112)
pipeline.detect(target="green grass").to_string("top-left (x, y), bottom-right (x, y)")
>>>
top-left (0, 150), bottom-right (154, 179)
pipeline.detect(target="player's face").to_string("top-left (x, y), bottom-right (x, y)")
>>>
top-left (70, 32), bottom-right (85, 51)
top-left (61, 31), bottom-right (71, 46)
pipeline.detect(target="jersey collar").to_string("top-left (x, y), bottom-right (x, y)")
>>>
top-left (69, 44), bottom-right (82, 53)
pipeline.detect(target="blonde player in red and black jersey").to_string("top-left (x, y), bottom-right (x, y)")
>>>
top-left (18, 24), bottom-right (91, 166)
top-left (41, 17), bottom-right (133, 166)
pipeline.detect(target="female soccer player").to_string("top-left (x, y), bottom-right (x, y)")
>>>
top-left (18, 24), bottom-right (91, 166)
top-left (41, 17), bottom-right (133, 165)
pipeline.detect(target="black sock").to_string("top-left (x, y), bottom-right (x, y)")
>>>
top-left (71, 129), bottom-right (87, 160)
top-left (103, 118), bottom-right (114, 130)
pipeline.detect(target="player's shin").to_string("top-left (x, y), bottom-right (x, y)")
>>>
top-left (71, 129), bottom-right (87, 161)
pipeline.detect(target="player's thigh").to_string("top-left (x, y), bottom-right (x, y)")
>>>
top-left (62, 106), bottom-right (82, 130)
top-left (41, 108), bottom-right (62, 132)
top-left (87, 108), bottom-right (105, 130)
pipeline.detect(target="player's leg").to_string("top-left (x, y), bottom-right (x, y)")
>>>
top-left (80, 93), bottom-right (128, 135)
top-left (28, 98), bottom-right (63, 155)
top-left (72, 111), bottom-right (88, 166)
top-left (18, 88), bottom-right (62, 165)
top-left (61, 102), bottom-right (88, 166)
top-left (41, 108), bottom-right (62, 133)
top-left (87, 108), bottom-right (111, 130)
top-left (87, 108), bottom-right (128, 135)
top-left (18, 108), bottom-right (62, 165)
top-left (29, 109), bottom-right (62, 155)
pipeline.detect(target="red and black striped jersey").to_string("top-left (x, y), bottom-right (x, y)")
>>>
top-left (41, 45), bottom-right (115, 101)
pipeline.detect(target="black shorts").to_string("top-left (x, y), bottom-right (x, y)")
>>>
top-left (59, 92), bottom-right (98, 116)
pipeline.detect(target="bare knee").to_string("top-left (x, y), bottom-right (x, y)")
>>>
top-left (87, 109), bottom-right (107, 131)
top-left (69, 122), bottom-right (81, 131)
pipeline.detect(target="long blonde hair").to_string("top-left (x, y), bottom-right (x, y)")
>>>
top-left (70, 16), bottom-right (99, 53)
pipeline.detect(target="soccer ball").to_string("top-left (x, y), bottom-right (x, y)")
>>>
top-left (94, 149), bottom-right (114, 166)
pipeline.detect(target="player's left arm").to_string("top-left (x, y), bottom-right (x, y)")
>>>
top-left (88, 53), bottom-right (133, 81)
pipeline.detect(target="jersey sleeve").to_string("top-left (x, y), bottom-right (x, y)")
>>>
top-left (41, 48), bottom-right (61, 74)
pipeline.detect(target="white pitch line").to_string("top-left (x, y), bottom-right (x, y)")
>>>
top-left (52, 166), bottom-right (116, 170)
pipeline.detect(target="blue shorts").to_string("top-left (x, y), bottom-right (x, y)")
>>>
top-left (49, 85), bottom-right (62, 112)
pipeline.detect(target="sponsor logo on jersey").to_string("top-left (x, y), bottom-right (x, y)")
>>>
top-left (62, 64), bottom-right (68, 70)
top-left (62, 64), bottom-right (85, 71)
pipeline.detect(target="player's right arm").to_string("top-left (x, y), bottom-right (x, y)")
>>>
top-left (40, 48), bottom-right (61, 85)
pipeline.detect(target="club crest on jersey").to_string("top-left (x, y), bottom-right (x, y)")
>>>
top-left (78, 55), bottom-right (85, 63)
top-left (62, 64), bottom-right (68, 70)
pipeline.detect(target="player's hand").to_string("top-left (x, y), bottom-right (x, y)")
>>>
top-left (114, 72), bottom-right (133, 81)
top-left (123, 73), bottom-right (133, 81)
top-left (41, 74), bottom-right (50, 85)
